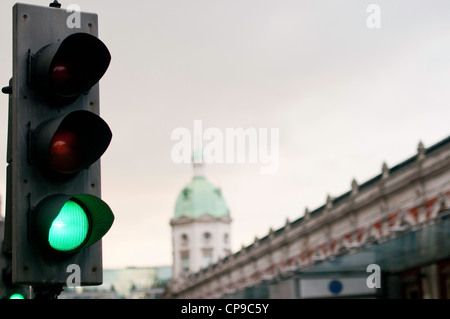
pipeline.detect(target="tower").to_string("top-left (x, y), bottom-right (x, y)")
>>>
top-left (170, 151), bottom-right (232, 279)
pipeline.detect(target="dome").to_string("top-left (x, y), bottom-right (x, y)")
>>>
top-left (174, 176), bottom-right (230, 220)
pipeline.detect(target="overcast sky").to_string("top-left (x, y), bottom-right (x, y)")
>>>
top-left (0, 0), bottom-right (449, 269)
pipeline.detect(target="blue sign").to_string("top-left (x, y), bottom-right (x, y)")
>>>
top-left (328, 280), bottom-right (343, 294)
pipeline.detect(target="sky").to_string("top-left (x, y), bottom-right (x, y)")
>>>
top-left (0, 0), bottom-right (449, 269)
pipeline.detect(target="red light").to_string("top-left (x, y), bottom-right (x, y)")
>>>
top-left (49, 129), bottom-right (82, 173)
top-left (49, 60), bottom-right (79, 96)
top-left (50, 63), bottom-right (72, 84)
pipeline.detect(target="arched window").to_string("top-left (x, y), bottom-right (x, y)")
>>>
top-left (203, 232), bottom-right (211, 241)
top-left (181, 233), bottom-right (188, 246)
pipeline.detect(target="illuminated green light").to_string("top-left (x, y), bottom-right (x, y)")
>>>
top-left (48, 200), bottom-right (89, 252)
top-left (10, 294), bottom-right (25, 299)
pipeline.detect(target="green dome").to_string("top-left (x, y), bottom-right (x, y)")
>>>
top-left (174, 176), bottom-right (230, 220)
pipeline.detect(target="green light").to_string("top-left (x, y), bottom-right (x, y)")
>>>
top-left (48, 200), bottom-right (89, 252)
top-left (10, 294), bottom-right (25, 299)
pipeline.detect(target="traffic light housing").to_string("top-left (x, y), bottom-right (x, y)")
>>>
top-left (5, 3), bottom-right (114, 289)
top-left (0, 219), bottom-right (28, 299)
top-left (30, 32), bottom-right (110, 103)
top-left (1, 256), bottom-right (28, 299)
top-left (32, 194), bottom-right (113, 255)
top-left (33, 110), bottom-right (112, 175)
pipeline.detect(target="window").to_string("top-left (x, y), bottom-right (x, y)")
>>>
top-left (180, 250), bottom-right (190, 273)
top-left (224, 233), bottom-right (229, 244)
top-left (181, 233), bottom-right (188, 246)
top-left (202, 248), bottom-right (213, 268)
top-left (204, 232), bottom-right (211, 240)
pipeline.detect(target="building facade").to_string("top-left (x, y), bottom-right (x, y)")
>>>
top-left (166, 136), bottom-right (450, 299)
top-left (170, 152), bottom-right (232, 279)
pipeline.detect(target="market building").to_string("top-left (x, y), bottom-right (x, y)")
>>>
top-left (166, 136), bottom-right (450, 299)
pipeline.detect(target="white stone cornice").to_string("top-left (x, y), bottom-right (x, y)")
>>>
top-left (170, 214), bottom-right (231, 226)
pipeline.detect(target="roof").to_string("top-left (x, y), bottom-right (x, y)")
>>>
top-left (225, 135), bottom-right (450, 257)
top-left (174, 176), bottom-right (230, 220)
top-left (291, 135), bottom-right (450, 226)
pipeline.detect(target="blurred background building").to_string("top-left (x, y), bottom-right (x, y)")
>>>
top-left (170, 149), bottom-right (232, 279)
top-left (60, 266), bottom-right (172, 299)
top-left (166, 136), bottom-right (450, 299)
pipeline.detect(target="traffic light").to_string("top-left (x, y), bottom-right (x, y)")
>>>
top-left (0, 219), bottom-right (28, 299)
top-left (32, 194), bottom-right (113, 255)
top-left (4, 3), bottom-right (114, 293)
top-left (1, 256), bottom-right (28, 299)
